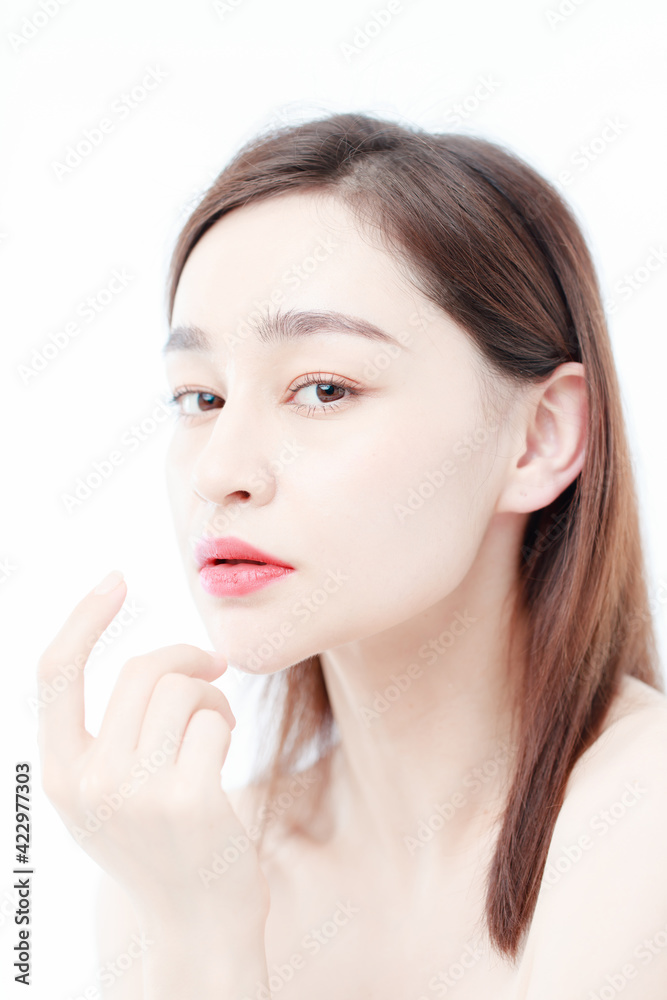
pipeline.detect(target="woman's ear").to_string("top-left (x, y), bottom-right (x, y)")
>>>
top-left (495, 362), bottom-right (588, 515)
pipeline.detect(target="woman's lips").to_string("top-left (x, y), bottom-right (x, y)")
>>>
top-left (193, 535), bottom-right (295, 597)
top-left (198, 561), bottom-right (294, 597)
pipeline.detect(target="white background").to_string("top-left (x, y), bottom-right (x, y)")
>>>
top-left (1, 0), bottom-right (666, 996)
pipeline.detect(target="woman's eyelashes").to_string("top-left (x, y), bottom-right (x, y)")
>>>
top-left (167, 373), bottom-right (361, 423)
top-left (167, 386), bottom-right (221, 420)
top-left (288, 372), bottom-right (360, 417)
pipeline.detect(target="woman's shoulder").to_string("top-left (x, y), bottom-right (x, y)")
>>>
top-left (567, 673), bottom-right (667, 787)
top-left (523, 673), bottom-right (667, 997)
top-left (552, 672), bottom-right (667, 864)
top-left (598, 672), bottom-right (667, 728)
top-left (555, 673), bottom-right (667, 859)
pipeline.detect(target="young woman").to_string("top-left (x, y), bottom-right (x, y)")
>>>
top-left (38, 112), bottom-right (667, 1000)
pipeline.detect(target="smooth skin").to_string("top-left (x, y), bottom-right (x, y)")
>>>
top-left (36, 576), bottom-right (271, 998)
top-left (39, 190), bottom-right (667, 999)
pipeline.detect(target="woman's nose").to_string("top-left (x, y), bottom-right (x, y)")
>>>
top-left (189, 403), bottom-right (277, 508)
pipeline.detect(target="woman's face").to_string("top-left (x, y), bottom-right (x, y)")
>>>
top-left (165, 190), bottom-right (517, 674)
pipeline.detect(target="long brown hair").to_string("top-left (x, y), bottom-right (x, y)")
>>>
top-left (166, 112), bottom-right (662, 961)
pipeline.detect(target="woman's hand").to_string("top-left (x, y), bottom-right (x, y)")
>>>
top-left (36, 570), bottom-right (271, 996)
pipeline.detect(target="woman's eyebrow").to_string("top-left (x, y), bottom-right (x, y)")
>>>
top-left (162, 307), bottom-right (411, 355)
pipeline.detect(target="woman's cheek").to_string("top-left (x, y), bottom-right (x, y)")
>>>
top-left (359, 444), bottom-right (494, 591)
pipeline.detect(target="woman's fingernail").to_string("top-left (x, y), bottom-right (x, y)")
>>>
top-left (93, 570), bottom-right (125, 595)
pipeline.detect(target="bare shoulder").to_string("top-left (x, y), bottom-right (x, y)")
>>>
top-left (595, 673), bottom-right (667, 734)
top-left (524, 675), bottom-right (667, 998)
top-left (567, 674), bottom-right (667, 787)
top-left (552, 673), bottom-right (667, 856)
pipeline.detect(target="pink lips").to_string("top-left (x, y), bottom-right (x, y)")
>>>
top-left (193, 535), bottom-right (295, 597)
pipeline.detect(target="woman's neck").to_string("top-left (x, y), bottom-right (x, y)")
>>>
top-left (317, 534), bottom-right (526, 883)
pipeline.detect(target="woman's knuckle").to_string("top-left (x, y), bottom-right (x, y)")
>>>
top-left (171, 643), bottom-right (201, 657)
top-left (119, 656), bottom-right (145, 681)
top-left (156, 672), bottom-right (191, 697)
top-left (202, 706), bottom-right (226, 726)
top-left (197, 707), bottom-right (231, 739)
top-left (154, 642), bottom-right (203, 662)
top-left (209, 685), bottom-right (227, 705)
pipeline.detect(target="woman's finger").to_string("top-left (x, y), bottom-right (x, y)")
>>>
top-left (135, 672), bottom-right (235, 757)
top-left (176, 709), bottom-right (232, 787)
top-left (95, 644), bottom-right (228, 753)
top-left (36, 570), bottom-right (127, 768)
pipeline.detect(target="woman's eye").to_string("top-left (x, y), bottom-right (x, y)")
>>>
top-left (168, 373), bottom-right (358, 423)
top-left (288, 373), bottom-right (359, 416)
top-left (168, 389), bottom-right (222, 418)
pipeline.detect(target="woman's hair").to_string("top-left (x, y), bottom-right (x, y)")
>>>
top-left (166, 112), bottom-right (663, 961)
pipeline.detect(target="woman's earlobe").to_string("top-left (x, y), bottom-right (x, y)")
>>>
top-left (495, 362), bottom-right (588, 515)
